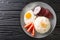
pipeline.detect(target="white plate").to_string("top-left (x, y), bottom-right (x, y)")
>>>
top-left (20, 2), bottom-right (57, 38)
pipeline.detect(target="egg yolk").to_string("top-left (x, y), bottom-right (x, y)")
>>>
top-left (25, 12), bottom-right (31, 19)
top-left (40, 22), bottom-right (47, 28)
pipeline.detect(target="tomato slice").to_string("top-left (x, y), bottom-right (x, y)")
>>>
top-left (24, 22), bottom-right (32, 28)
top-left (27, 23), bottom-right (33, 33)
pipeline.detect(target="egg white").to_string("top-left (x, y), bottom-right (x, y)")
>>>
top-left (34, 16), bottom-right (51, 34)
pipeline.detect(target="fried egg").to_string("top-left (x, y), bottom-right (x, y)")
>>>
top-left (34, 16), bottom-right (51, 34)
top-left (24, 10), bottom-right (36, 24)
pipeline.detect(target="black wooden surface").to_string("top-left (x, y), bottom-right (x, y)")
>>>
top-left (0, 0), bottom-right (59, 40)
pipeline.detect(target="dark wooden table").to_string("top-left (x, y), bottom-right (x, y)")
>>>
top-left (0, 0), bottom-right (60, 40)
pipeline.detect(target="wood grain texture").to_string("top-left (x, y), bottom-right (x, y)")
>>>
top-left (0, 0), bottom-right (59, 40)
top-left (0, 0), bottom-right (59, 11)
top-left (0, 11), bottom-right (20, 25)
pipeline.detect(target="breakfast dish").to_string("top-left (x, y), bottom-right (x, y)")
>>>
top-left (24, 5), bottom-right (52, 36)
top-left (20, 2), bottom-right (56, 38)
